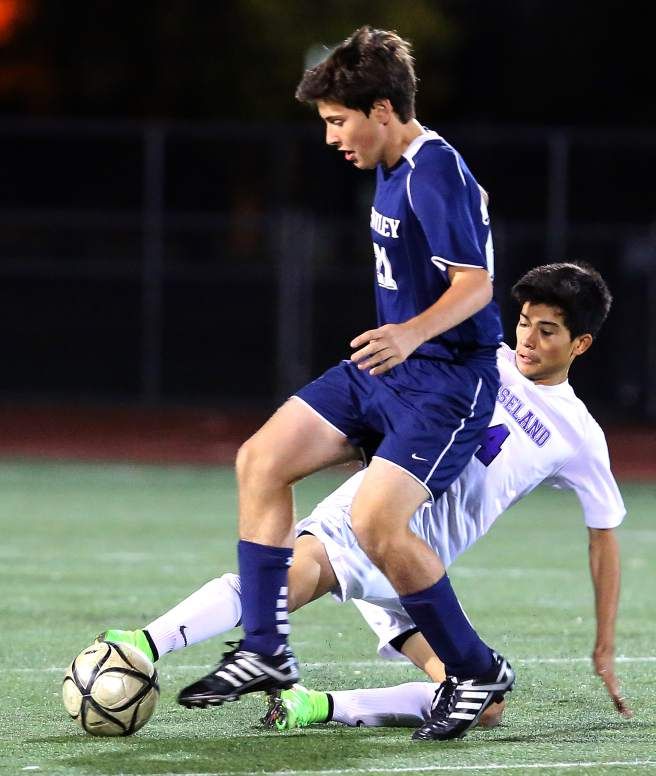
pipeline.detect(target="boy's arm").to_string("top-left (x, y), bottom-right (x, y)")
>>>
top-left (351, 266), bottom-right (492, 376)
top-left (588, 526), bottom-right (633, 718)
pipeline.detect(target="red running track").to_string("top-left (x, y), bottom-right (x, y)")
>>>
top-left (0, 404), bottom-right (654, 480)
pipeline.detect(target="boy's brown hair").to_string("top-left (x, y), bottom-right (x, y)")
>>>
top-left (296, 26), bottom-right (417, 122)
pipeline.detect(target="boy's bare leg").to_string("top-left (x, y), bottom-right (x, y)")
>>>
top-left (237, 399), bottom-right (358, 546)
top-left (349, 458), bottom-right (441, 594)
top-left (288, 534), bottom-right (340, 612)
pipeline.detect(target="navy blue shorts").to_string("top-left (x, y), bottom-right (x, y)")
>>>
top-left (295, 355), bottom-right (498, 500)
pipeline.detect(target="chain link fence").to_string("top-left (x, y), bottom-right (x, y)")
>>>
top-left (1, 119), bottom-right (654, 419)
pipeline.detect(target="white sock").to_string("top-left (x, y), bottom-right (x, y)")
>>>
top-left (145, 573), bottom-right (242, 657)
top-left (330, 682), bottom-right (437, 727)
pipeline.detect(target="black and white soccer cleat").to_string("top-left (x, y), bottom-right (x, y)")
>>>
top-left (412, 652), bottom-right (515, 741)
top-left (177, 641), bottom-right (300, 708)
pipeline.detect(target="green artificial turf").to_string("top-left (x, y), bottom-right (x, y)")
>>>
top-left (0, 461), bottom-right (654, 775)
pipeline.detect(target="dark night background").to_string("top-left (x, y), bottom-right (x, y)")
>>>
top-left (1, 0), bottom-right (655, 425)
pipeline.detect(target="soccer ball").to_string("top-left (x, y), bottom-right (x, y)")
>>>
top-left (62, 640), bottom-right (159, 736)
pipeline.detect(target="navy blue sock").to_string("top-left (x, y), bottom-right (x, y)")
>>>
top-left (400, 575), bottom-right (495, 678)
top-left (237, 539), bottom-right (293, 656)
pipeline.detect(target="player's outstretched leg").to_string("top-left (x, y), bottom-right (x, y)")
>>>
top-left (264, 682), bottom-right (507, 731)
top-left (412, 652), bottom-right (515, 741)
top-left (96, 572), bottom-right (244, 665)
top-left (177, 640), bottom-right (299, 708)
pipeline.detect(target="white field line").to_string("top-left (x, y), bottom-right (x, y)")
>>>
top-left (106, 760), bottom-right (656, 775)
top-left (6, 655), bottom-right (656, 674)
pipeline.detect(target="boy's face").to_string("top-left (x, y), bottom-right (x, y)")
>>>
top-left (514, 302), bottom-right (592, 385)
top-left (317, 100), bottom-right (386, 169)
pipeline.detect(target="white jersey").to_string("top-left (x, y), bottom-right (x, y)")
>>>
top-left (296, 344), bottom-right (625, 654)
top-left (417, 342), bottom-right (625, 567)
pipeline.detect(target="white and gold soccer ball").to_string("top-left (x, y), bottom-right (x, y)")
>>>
top-left (62, 640), bottom-right (159, 736)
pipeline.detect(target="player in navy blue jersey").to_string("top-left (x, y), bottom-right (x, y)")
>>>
top-left (179, 26), bottom-right (513, 739)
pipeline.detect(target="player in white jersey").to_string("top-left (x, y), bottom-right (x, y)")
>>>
top-left (287, 335), bottom-right (625, 624)
top-left (100, 262), bottom-right (631, 736)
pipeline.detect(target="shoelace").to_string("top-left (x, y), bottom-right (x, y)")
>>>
top-left (431, 676), bottom-right (459, 721)
top-left (215, 640), bottom-right (243, 669)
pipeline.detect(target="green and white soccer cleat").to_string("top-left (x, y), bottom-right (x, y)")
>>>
top-left (96, 629), bottom-right (157, 663)
top-left (262, 684), bottom-right (330, 730)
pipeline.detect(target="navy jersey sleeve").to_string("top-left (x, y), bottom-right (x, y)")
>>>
top-left (407, 145), bottom-right (490, 271)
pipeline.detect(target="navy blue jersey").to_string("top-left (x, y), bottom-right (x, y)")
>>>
top-left (371, 128), bottom-right (502, 361)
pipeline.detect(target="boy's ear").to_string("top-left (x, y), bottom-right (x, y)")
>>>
top-left (572, 333), bottom-right (593, 357)
top-left (372, 99), bottom-right (393, 124)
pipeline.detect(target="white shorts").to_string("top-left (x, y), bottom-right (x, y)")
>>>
top-left (350, 599), bottom-right (416, 662)
top-left (295, 473), bottom-right (425, 661)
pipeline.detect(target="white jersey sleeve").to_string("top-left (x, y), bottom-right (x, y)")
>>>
top-left (546, 417), bottom-right (625, 529)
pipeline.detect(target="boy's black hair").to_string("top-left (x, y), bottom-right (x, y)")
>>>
top-left (295, 26), bottom-right (417, 122)
top-left (511, 262), bottom-right (612, 338)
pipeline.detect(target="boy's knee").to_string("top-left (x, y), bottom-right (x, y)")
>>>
top-left (235, 437), bottom-right (282, 489)
top-left (350, 510), bottom-right (396, 567)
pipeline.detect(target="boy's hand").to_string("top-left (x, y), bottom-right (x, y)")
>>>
top-left (350, 322), bottom-right (423, 376)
